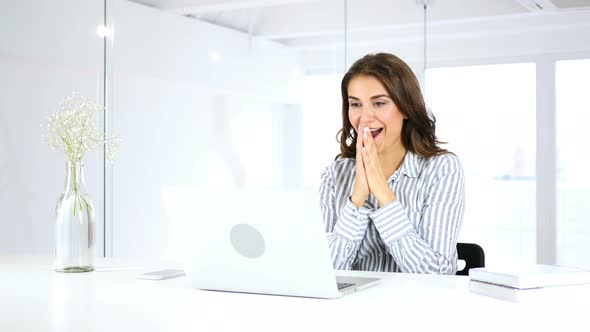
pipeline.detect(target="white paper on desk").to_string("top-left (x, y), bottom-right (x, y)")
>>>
top-left (469, 280), bottom-right (590, 303)
top-left (469, 264), bottom-right (590, 289)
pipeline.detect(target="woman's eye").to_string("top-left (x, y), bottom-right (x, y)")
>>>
top-left (349, 102), bottom-right (361, 108)
top-left (375, 101), bottom-right (388, 107)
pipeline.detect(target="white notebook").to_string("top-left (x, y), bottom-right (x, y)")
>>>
top-left (469, 264), bottom-right (590, 289)
top-left (469, 280), bottom-right (590, 303)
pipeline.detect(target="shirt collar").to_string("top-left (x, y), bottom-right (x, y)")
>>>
top-left (398, 150), bottom-right (421, 179)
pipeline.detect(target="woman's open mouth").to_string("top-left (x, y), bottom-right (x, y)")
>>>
top-left (370, 128), bottom-right (383, 138)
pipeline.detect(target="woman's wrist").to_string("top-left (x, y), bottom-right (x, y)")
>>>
top-left (375, 188), bottom-right (396, 208)
top-left (351, 193), bottom-right (366, 208)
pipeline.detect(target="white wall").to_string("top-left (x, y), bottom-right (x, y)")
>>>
top-left (108, 0), bottom-right (304, 259)
top-left (0, 0), bottom-right (105, 254)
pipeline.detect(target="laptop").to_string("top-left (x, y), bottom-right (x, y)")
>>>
top-left (162, 186), bottom-right (380, 299)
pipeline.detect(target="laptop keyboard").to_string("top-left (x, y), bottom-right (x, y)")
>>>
top-left (337, 282), bottom-right (354, 290)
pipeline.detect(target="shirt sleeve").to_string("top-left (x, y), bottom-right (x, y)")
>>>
top-left (370, 154), bottom-right (465, 274)
top-left (319, 164), bottom-right (371, 270)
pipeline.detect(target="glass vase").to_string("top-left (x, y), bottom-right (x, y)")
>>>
top-left (54, 161), bottom-right (95, 272)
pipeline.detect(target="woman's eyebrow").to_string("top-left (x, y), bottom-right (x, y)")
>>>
top-left (348, 94), bottom-right (390, 100)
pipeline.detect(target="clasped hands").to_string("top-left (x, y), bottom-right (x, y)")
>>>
top-left (351, 126), bottom-right (397, 209)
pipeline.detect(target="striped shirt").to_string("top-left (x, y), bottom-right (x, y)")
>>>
top-left (319, 151), bottom-right (465, 274)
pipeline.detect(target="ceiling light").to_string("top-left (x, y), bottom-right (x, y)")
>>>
top-left (95, 25), bottom-right (110, 38)
top-left (209, 51), bottom-right (222, 63)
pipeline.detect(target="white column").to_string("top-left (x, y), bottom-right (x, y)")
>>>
top-left (536, 57), bottom-right (557, 264)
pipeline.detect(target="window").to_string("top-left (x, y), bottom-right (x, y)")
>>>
top-left (426, 63), bottom-right (537, 267)
top-left (556, 58), bottom-right (590, 268)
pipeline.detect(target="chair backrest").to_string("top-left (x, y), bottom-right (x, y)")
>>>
top-left (456, 242), bottom-right (485, 276)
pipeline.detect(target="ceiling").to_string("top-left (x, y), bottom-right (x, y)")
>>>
top-left (128, 0), bottom-right (590, 73)
top-left (130, 0), bottom-right (590, 38)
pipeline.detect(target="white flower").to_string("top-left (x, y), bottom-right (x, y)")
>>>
top-left (42, 92), bottom-right (121, 164)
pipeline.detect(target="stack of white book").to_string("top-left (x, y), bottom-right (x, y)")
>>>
top-left (470, 264), bottom-right (590, 289)
top-left (468, 264), bottom-right (590, 303)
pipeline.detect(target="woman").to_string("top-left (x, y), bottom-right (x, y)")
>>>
top-left (320, 53), bottom-right (464, 274)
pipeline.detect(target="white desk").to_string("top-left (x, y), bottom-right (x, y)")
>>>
top-left (1, 255), bottom-right (588, 332)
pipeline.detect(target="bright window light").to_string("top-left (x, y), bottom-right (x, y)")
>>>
top-left (426, 63), bottom-right (537, 267)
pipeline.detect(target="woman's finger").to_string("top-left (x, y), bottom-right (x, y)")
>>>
top-left (356, 126), bottom-right (363, 153)
top-left (356, 126), bottom-right (367, 174)
top-left (362, 127), bottom-right (375, 167)
top-left (362, 126), bottom-right (382, 185)
top-left (363, 126), bottom-right (376, 157)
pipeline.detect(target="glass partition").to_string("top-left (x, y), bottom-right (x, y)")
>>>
top-left (107, 0), bottom-right (344, 259)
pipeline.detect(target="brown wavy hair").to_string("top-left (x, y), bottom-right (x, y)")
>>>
top-left (337, 53), bottom-right (448, 159)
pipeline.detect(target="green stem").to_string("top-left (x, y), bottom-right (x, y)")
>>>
top-left (71, 162), bottom-right (82, 217)
top-left (69, 162), bottom-right (92, 217)
top-left (79, 194), bottom-right (93, 212)
top-left (73, 192), bottom-right (78, 217)
top-left (72, 163), bottom-right (78, 193)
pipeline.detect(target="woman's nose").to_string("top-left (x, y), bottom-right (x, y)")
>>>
top-left (359, 107), bottom-right (375, 122)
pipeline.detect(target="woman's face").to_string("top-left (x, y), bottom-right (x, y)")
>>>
top-left (347, 75), bottom-right (407, 156)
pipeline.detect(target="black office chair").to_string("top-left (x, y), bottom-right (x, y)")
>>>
top-left (456, 242), bottom-right (485, 276)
